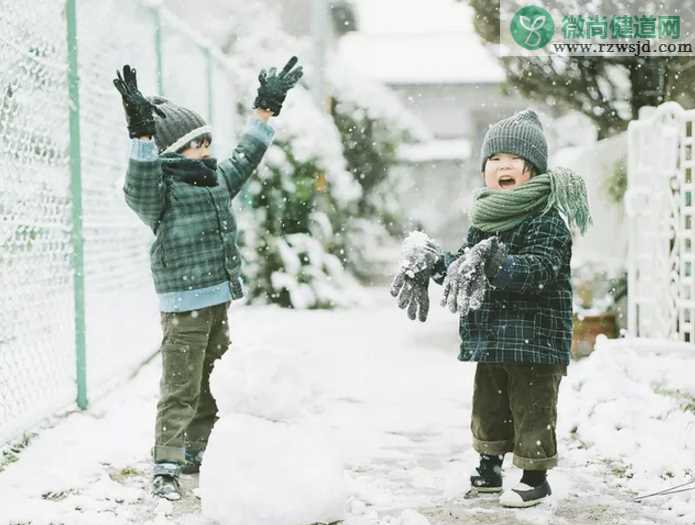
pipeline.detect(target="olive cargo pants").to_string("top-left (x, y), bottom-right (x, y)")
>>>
top-left (153, 302), bottom-right (230, 464)
top-left (471, 362), bottom-right (565, 470)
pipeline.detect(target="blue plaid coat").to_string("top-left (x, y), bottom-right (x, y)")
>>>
top-left (123, 120), bottom-right (273, 312)
top-left (434, 208), bottom-right (573, 365)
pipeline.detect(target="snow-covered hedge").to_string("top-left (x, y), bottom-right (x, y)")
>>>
top-left (327, 60), bottom-right (430, 281)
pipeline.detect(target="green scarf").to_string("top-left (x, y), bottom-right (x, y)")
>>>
top-left (470, 167), bottom-right (593, 235)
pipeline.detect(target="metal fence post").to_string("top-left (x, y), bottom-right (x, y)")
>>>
top-left (206, 47), bottom-right (214, 126)
top-left (65, 0), bottom-right (88, 410)
top-left (154, 6), bottom-right (164, 96)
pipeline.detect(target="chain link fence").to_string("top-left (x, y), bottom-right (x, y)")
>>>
top-left (0, 0), bottom-right (243, 445)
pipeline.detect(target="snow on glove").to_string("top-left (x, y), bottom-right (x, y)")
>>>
top-left (441, 237), bottom-right (508, 317)
top-left (113, 65), bottom-right (166, 138)
top-left (390, 231), bottom-right (441, 322)
top-left (253, 56), bottom-right (304, 116)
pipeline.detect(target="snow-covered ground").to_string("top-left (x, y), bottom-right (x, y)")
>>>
top-left (1, 287), bottom-right (694, 524)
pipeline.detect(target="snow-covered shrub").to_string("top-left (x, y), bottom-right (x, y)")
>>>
top-left (326, 61), bottom-right (430, 280)
top-left (227, 44), bottom-right (367, 309)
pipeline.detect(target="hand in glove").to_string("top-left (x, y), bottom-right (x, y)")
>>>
top-left (390, 233), bottom-right (441, 322)
top-left (441, 237), bottom-right (508, 317)
top-left (113, 65), bottom-right (165, 138)
top-left (253, 56), bottom-right (304, 116)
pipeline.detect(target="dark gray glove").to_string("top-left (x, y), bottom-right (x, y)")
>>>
top-left (441, 237), bottom-right (507, 316)
top-left (113, 65), bottom-right (166, 138)
top-left (390, 233), bottom-right (441, 322)
top-left (253, 56), bottom-right (304, 116)
top-left (392, 268), bottom-right (431, 322)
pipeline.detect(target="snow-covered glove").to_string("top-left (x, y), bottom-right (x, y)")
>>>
top-left (441, 237), bottom-right (508, 317)
top-left (113, 65), bottom-right (166, 138)
top-left (390, 232), bottom-right (441, 322)
top-left (253, 56), bottom-right (304, 116)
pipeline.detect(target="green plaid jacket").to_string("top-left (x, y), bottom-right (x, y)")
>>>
top-left (435, 208), bottom-right (573, 365)
top-left (123, 120), bottom-right (273, 312)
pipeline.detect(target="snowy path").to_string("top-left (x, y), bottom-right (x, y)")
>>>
top-left (0, 287), bottom-right (691, 524)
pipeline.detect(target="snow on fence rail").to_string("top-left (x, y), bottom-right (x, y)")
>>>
top-left (0, 0), bottom-right (243, 445)
top-left (626, 102), bottom-right (695, 343)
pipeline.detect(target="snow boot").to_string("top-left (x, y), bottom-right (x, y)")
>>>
top-left (465, 454), bottom-right (503, 498)
top-left (152, 474), bottom-right (181, 500)
top-left (152, 462), bottom-right (181, 501)
top-left (499, 480), bottom-right (552, 508)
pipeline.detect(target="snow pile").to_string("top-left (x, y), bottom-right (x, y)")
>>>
top-left (562, 336), bottom-right (695, 522)
top-left (200, 348), bottom-right (347, 525)
top-left (392, 509), bottom-right (431, 525)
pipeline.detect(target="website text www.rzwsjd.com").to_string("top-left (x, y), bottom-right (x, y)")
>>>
top-left (551, 40), bottom-right (693, 56)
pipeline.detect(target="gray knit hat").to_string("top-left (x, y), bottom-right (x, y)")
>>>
top-left (480, 108), bottom-right (548, 174)
top-left (147, 96), bottom-right (212, 154)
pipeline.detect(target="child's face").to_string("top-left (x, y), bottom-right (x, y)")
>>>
top-left (180, 139), bottom-right (211, 160)
top-left (483, 152), bottom-right (533, 190)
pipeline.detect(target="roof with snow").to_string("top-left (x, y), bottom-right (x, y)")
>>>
top-left (338, 32), bottom-right (505, 85)
top-left (397, 138), bottom-right (471, 163)
top-left (337, 0), bottom-right (505, 85)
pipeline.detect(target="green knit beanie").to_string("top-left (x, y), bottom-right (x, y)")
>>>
top-left (480, 109), bottom-right (548, 174)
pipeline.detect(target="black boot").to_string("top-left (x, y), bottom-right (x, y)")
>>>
top-left (465, 454), bottom-right (503, 497)
top-left (500, 470), bottom-right (551, 508)
top-left (520, 469), bottom-right (547, 487)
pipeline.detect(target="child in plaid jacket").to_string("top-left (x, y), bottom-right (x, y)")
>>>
top-left (391, 109), bottom-right (591, 508)
top-left (113, 58), bottom-right (303, 500)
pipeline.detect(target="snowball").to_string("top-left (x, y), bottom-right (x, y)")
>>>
top-left (400, 231), bottom-right (433, 260)
top-left (200, 413), bottom-right (346, 525)
top-left (209, 348), bottom-right (317, 421)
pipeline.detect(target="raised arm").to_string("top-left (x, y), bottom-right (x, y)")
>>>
top-left (219, 56), bottom-right (304, 198)
top-left (217, 111), bottom-right (275, 198)
top-left (123, 138), bottom-right (166, 231)
top-left (113, 64), bottom-right (168, 231)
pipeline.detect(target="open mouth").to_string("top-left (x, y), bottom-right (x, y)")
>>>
top-left (498, 175), bottom-right (516, 188)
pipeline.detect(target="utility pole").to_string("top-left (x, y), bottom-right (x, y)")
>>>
top-left (311, 0), bottom-right (331, 112)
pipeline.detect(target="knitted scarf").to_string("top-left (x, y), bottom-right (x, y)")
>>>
top-left (161, 155), bottom-right (219, 187)
top-left (470, 167), bottom-right (592, 235)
